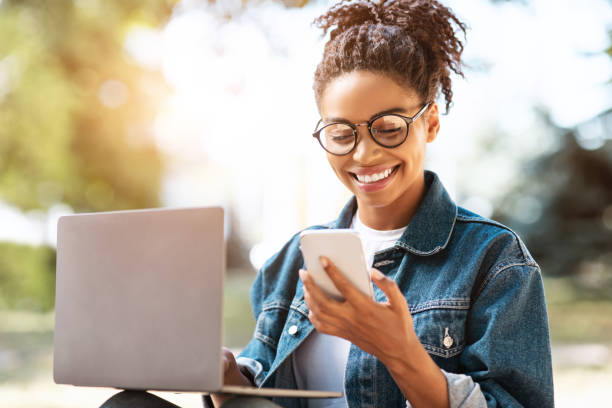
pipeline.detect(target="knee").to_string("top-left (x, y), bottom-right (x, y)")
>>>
top-left (100, 390), bottom-right (180, 408)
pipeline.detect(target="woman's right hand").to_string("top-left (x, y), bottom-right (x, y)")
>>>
top-left (210, 347), bottom-right (253, 407)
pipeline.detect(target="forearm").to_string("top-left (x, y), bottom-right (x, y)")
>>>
top-left (384, 343), bottom-right (449, 408)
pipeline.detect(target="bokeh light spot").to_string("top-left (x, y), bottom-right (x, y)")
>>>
top-left (98, 79), bottom-right (129, 108)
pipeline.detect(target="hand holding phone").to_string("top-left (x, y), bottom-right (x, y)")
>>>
top-left (299, 229), bottom-right (373, 301)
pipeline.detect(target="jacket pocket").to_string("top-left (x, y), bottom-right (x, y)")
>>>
top-left (255, 300), bottom-right (291, 351)
top-left (411, 298), bottom-right (469, 370)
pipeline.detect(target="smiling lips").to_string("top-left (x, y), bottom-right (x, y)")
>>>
top-left (349, 165), bottom-right (399, 190)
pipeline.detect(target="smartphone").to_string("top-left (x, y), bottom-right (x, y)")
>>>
top-left (299, 229), bottom-right (373, 301)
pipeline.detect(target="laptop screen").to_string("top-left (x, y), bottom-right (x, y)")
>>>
top-left (54, 207), bottom-right (225, 392)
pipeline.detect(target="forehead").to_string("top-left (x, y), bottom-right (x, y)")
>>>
top-left (319, 71), bottom-right (419, 121)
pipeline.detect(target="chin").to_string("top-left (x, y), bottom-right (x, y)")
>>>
top-left (354, 193), bottom-right (397, 209)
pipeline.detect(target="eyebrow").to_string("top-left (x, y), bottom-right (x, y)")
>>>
top-left (324, 107), bottom-right (408, 123)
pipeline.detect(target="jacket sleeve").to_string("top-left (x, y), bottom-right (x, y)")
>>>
top-left (236, 231), bottom-right (306, 387)
top-left (454, 263), bottom-right (554, 407)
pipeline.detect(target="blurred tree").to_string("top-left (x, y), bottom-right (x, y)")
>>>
top-left (0, 243), bottom-right (55, 311)
top-left (0, 0), bottom-right (177, 311)
top-left (0, 0), bottom-right (177, 212)
top-left (494, 110), bottom-right (612, 297)
top-left (493, 15), bottom-right (612, 296)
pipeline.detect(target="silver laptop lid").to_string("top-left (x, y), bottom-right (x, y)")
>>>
top-left (54, 207), bottom-right (225, 392)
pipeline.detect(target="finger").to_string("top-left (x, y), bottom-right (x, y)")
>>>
top-left (304, 288), bottom-right (350, 332)
top-left (301, 269), bottom-right (349, 329)
top-left (221, 347), bottom-right (236, 372)
top-left (371, 268), bottom-right (408, 310)
top-left (303, 285), bottom-right (343, 325)
top-left (319, 256), bottom-right (368, 304)
top-left (308, 309), bottom-right (345, 337)
top-left (300, 269), bottom-right (343, 313)
top-left (303, 284), bottom-right (322, 314)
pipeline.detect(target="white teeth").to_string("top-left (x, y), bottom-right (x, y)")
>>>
top-left (355, 167), bottom-right (394, 184)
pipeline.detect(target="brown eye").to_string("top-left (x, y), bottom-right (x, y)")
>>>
top-left (371, 115), bottom-right (407, 145)
top-left (319, 123), bottom-right (355, 154)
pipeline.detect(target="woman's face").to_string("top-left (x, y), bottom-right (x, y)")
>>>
top-left (318, 70), bottom-right (440, 215)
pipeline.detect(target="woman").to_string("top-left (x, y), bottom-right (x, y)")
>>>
top-left (214, 0), bottom-right (554, 407)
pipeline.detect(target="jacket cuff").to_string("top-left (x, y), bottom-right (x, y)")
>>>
top-left (441, 369), bottom-right (487, 408)
top-left (402, 370), bottom-right (486, 408)
top-left (235, 356), bottom-right (265, 387)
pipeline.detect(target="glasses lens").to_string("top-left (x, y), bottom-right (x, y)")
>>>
top-left (319, 123), bottom-right (355, 154)
top-left (371, 115), bottom-right (407, 147)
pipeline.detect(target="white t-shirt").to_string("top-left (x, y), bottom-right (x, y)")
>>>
top-left (292, 211), bottom-right (407, 407)
top-left (352, 210), bottom-right (407, 268)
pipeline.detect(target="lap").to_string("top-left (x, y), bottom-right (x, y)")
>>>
top-left (100, 391), bottom-right (180, 408)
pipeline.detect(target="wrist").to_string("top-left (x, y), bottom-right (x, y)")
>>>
top-left (382, 340), bottom-right (426, 377)
top-left (383, 342), bottom-right (449, 408)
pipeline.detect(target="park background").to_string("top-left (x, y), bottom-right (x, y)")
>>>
top-left (1, 0), bottom-right (611, 406)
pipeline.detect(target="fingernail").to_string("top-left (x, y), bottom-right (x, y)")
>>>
top-left (372, 268), bottom-right (384, 279)
top-left (299, 269), bottom-right (305, 280)
top-left (319, 256), bottom-right (328, 268)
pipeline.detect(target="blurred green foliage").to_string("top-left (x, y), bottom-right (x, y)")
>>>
top-left (545, 276), bottom-right (612, 344)
top-left (0, 243), bottom-right (55, 311)
top-left (0, 0), bottom-right (176, 212)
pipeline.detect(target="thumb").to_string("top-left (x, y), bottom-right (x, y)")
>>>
top-left (371, 268), bottom-right (404, 308)
top-left (222, 347), bottom-right (236, 372)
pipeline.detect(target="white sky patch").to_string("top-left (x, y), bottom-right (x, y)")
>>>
top-left (0, 203), bottom-right (45, 246)
top-left (124, 26), bottom-right (163, 69)
top-left (0, 203), bottom-right (73, 248)
top-left (449, 0), bottom-right (612, 129)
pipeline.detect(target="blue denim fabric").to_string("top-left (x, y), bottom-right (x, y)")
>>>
top-left (237, 171), bottom-right (554, 408)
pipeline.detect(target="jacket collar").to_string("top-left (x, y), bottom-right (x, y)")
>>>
top-left (332, 170), bottom-right (457, 256)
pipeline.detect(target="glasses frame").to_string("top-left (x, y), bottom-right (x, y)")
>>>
top-left (312, 102), bottom-right (431, 156)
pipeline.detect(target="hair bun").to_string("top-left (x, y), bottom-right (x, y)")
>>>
top-left (313, 0), bottom-right (467, 113)
top-left (379, 0), bottom-right (466, 78)
top-left (315, 0), bottom-right (382, 41)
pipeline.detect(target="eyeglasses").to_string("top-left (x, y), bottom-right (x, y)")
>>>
top-left (312, 102), bottom-right (431, 156)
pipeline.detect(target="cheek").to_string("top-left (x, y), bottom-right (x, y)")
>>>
top-left (326, 155), bottom-right (347, 176)
top-left (399, 139), bottom-right (428, 163)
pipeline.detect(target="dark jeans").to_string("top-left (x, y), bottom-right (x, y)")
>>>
top-left (100, 390), bottom-right (282, 408)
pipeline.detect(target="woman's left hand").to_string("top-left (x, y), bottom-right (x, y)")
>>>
top-left (299, 256), bottom-right (419, 370)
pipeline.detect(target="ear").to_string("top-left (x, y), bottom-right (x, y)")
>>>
top-left (424, 102), bottom-right (440, 143)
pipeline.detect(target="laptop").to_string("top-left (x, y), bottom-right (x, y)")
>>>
top-left (53, 206), bottom-right (341, 399)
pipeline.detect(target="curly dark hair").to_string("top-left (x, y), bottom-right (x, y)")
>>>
top-left (313, 0), bottom-right (467, 113)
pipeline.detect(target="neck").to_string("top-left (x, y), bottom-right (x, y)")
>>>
top-left (356, 173), bottom-right (426, 230)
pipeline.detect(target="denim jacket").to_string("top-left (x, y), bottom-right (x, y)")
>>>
top-left (237, 171), bottom-right (554, 407)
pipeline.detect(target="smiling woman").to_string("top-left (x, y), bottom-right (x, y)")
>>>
top-left (220, 1), bottom-right (554, 407)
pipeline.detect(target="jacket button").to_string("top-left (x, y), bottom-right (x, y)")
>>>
top-left (443, 327), bottom-right (453, 349)
top-left (288, 325), bottom-right (298, 336)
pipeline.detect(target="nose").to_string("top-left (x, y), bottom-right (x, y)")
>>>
top-left (352, 126), bottom-right (381, 164)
